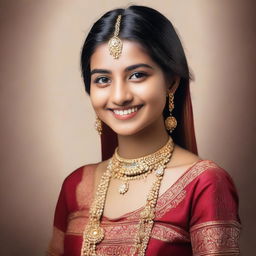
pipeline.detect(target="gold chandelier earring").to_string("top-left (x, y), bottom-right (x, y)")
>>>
top-left (95, 116), bottom-right (103, 135)
top-left (165, 92), bottom-right (177, 132)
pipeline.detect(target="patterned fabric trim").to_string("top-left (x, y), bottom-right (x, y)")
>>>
top-left (67, 213), bottom-right (189, 243)
top-left (151, 223), bottom-right (190, 242)
top-left (190, 220), bottom-right (241, 256)
top-left (95, 222), bottom-right (190, 255)
top-left (97, 243), bottom-right (134, 256)
top-left (97, 222), bottom-right (190, 256)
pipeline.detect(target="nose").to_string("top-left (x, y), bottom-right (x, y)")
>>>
top-left (110, 80), bottom-right (133, 106)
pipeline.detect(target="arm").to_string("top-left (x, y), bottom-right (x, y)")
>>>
top-left (47, 181), bottom-right (69, 256)
top-left (189, 168), bottom-right (241, 256)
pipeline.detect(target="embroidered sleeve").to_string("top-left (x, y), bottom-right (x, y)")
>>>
top-left (190, 168), bottom-right (241, 255)
top-left (190, 220), bottom-right (240, 255)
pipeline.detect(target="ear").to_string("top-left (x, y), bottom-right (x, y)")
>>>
top-left (168, 76), bottom-right (180, 94)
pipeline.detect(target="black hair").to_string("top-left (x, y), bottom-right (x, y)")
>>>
top-left (80, 5), bottom-right (197, 155)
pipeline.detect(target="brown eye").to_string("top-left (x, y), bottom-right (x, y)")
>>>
top-left (129, 72), bottom-right (148, 80)
top-left (94, 76), bottom-right (111, 84)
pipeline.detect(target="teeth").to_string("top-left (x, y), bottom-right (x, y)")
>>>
top-left (114, 107), bottom-right (138, 116)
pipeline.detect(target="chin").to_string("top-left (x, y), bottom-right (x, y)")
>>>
top-left (110, 122), bottom-right (153, 137)
top-left (112, 128), bottom-right (142, 137)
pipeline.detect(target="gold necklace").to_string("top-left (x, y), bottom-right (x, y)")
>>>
top-left (112, 137), bottom-right (172, 194)
top-left (81, 137), bottom-right (174, 256)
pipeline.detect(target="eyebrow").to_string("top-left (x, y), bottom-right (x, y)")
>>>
top-left (90, 63), bottom-right (154, 76)
top-left (90, 69), bottom-right (110, 75)
top-left (125, 63), bottom-right (153, 72)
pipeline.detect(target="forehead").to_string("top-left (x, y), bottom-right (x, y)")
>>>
top-left (90, 40), bottom-right (156, 70)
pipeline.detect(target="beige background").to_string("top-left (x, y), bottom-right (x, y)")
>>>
top-left (0, 0), bottom-right (255, 255)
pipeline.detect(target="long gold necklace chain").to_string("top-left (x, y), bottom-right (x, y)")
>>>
top-left (132, 162), bottom-right (169, 256)
top-left (81, 138), bottom-right (174, 256)
top-left (80, 163), bottom-right (112, 256)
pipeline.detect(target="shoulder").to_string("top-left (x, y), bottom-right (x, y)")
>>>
top-left (190, 160), bottom-right (235, 187)
top-left (181, 159), bottom-right (237, 194)
top-left (62, 163), bottom-right (99, 189)
top-left (170, 145), bottom-right (234, 186)
top-left (169, 145), bottom-right (200, 168)
top-left (188, 160), bottom-right (240, 225)
top-left (187, 160), bottom-right (239, 213)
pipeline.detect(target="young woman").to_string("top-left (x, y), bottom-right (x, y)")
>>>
top-left (47, 5), bottom-right (241, 256)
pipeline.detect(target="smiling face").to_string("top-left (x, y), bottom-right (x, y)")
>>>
top-left (90, 40), bottom-right (171, 136)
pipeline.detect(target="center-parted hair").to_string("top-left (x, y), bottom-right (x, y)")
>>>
top-left (81, 5), bottom-right (197, 158)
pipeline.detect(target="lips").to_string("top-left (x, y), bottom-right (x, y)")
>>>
top-left (113, 106), bottom-right (138, 116)
top-left (109, 105), bottom-right (143, 120)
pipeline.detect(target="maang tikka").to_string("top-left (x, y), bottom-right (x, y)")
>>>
top-left (165, 92), bottom-right (177, 132)
top-left (108, 15), bottom-right (123, 59)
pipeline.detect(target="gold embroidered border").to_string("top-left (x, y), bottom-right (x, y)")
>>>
top-left (96, 244), bottom-right (133, 256)
top-left (96, 222), bottom-right (190, 255)
top-left (101, 221), bottom-right (138, 244)
top-left (66, 212), bottom-right (189, 244)
top-left (151, 223), bottom-right (190, 242)
top-left (190, 220), bottom-right (241, 256)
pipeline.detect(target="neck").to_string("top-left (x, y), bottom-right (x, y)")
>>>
top-left (117, 118), bottom-right (170, 159)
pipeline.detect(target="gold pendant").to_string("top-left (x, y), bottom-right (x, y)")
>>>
top-left (108, 36), bottom-right (123, 59)
top-left (84, 224), bottom-right (104, 244)
top-left (118, 182), bottom-right (129, 195)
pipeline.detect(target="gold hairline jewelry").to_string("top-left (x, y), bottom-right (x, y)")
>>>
top-left (165, 92), bottom-right (177, 132)
top-left (95, 116), bottom-right (102, 135)
top-left (80, 137), bottom-right (174, 256)
top-left (108, 15), bottom-right (123, 59)
top-left (112, 137), bottom-right (173, 194)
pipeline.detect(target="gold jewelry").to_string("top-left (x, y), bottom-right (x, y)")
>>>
top-left (95, 116), bottom-right (102, 135)
top-left (81, 138), bottom-right (174, 256)
top-left (108, 15), bottom-right (123, 59)
top-left (112, 137), bottom-right (173, 194)
top-left (165, 92), bottom-right (177, 132)
top-left (81, 163), bottom-right (112, 256)
top-left (133, 165), bottom-right (166, 256)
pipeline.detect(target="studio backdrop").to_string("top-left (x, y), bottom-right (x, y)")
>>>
top-left (0, 0), bottom-right (255, 255)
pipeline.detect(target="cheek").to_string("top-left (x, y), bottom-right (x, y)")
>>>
top-left (140, 84), bottom-right (167, 111)
top-left (90, 87), bottom-right (108, 109)
top-left (150, 93), bottom-right (166, 112)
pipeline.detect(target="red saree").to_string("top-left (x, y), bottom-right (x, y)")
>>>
top-left (47, 160), bottom-right (241, 256)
